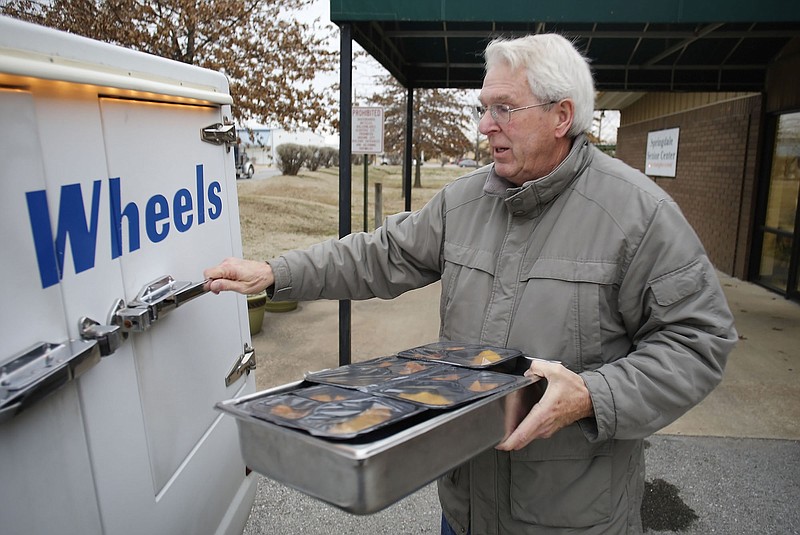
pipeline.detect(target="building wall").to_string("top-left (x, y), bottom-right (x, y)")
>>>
top-left (620, 92), bottom-right (755, 126)
top-left (765, 37), bottom-right (800, 112)
top-left (616, 94), bottom-right (763, 279)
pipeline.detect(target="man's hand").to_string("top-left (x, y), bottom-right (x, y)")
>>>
top-left (495, 360), bottom-right (594, 451)
top-left (203, 257), bottom-right (274, 295)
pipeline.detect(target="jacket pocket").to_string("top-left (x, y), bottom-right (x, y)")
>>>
top-left (443, 240), bottom-right (497, 275)
top-left (649, 258), bottom-right (705, 306)
top-left (508, 424), bottom-right (613, 528)
top-left (516, 259), bottom-right (618, 372)
top-left (438, 464), bottom-right (470, 531)
top-left (440, 241), bottom-right (497, 340)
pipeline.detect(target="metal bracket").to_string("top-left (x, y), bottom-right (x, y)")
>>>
top-left (79, 317), bottom-right (122, 357)
top-left (1, 339), bottom-right (100, 422)
top-left (201, 120), bottom-right (236, 152)
top-left (225, 344), bottom-right (256, 387)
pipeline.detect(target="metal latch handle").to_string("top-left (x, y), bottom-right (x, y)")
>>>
top-left (1, 340), bottom-right (100, 422)
top-left (114, 275), bottom-right (209, 334)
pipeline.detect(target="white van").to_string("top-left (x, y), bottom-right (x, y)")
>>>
top-left (0, 17), bottom-right (257, 535)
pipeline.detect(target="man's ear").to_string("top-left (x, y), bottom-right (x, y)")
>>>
top-left (554, 99), bottom-right (574, 139)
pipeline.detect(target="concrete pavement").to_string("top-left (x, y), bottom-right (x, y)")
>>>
top-left (241, 274), bottom-right (800, 534)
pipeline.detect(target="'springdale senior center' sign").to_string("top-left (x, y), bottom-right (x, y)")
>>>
top-left (646, 127), bottom-right (680, 178)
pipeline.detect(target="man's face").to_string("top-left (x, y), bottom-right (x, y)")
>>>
top-left (478, 63), bottom-right (567, 186)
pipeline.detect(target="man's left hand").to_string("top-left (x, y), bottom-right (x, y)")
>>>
top-left (495, 359), bottom-right (594, 451)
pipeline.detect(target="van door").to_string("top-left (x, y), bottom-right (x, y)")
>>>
top-left (1, 81), bottom-right (253, 534)
top-left (73, 96), bottom-right (252, 534)
top-left (0, 87), bottom-right (104, 535)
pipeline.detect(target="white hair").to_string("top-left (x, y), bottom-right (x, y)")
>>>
top-left (484, 34), bottom-right (595, 137)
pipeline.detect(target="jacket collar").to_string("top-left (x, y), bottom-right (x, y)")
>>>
top-left (484, 134), bottom-right (592, 218)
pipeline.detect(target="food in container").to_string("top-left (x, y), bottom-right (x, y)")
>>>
top-left (429, 373), bottom-right (462, 381)
top-left (422, 365), bottom-right (477, 382)
top-left (459, 371), bottom-right (514, 394)
top-left (304, 355), bottom-right (438, 389)
top-left (396, 342), bottom-right (522, 369)
top-left (295, 384), bottom-right (366, 403)
top-left (240, 385), bottom-right (423, 439)
top-left (396, 390), bottom-right (453, 406)
top-left (472, 350), bottom-right (503, 365)
top-left (328, 405), bottom-right (392, 434)
top-left (373, 368), bottom-right (519, 409)
top-left (467, 379), bottom-right (501, 392)
top-left (422, 366), bottom-right (504, 393)
top-left (303, 398), bottom-right (416, 437)
top-left (246, 394), bottom-right (318, 423)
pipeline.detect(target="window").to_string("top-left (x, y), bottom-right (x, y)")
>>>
top-left (756, 111), bottom-right (800, 297)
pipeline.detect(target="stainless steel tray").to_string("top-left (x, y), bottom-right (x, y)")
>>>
top-left (216, 375), bottom-right (530, 514)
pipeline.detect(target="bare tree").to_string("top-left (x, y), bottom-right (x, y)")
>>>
top-left (1, 0), bottom-right (338, 131)
top-left (368, 76), bottom-right (473, 187)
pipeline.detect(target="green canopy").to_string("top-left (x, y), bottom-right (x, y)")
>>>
top-left (330, 0), bottom-right (800, 92)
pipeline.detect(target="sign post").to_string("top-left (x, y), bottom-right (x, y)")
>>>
top-left (352, 107), bottom-right (385, 231)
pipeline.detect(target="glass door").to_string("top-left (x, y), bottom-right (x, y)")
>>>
top-left (756, 111), bottom-right (800, 299)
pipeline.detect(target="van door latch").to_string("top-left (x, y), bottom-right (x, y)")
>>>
top-left (113, 275), bottom-right (209, 334)
top-left (79, 276), bottom-right (209, 354)
top-left (79, 317), bottom-right (122, 357)
top-left (0, 340), bottom-right (101, 421)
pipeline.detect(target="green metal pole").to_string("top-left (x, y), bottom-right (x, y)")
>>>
top-left (338, 24), bottom-right (352, 366)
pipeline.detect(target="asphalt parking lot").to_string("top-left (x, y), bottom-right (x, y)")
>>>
top-left (242, 435), bottom-right (800, 535)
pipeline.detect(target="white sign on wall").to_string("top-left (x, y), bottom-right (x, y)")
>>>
top-left (645, 127), bottom-right (680, 178)
top-left (352, 107), bottom-right (384, 154)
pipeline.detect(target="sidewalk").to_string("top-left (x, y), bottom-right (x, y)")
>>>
top-left (243, 274), bottom-right (800, 534)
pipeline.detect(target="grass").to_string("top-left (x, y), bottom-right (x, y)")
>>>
top-left (238, 164), bottom-right (466, 261)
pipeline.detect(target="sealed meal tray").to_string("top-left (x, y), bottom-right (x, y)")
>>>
top-left (397, 341), bottom-right (523, 369)
top-left (372, 367), bottom-right (520, 409)
top-left (240, 385), bottom-right (423, 439)
top-left (304, 355), bottom-right (438, 389)
top-left (216, 374), bottom-right (531, 514)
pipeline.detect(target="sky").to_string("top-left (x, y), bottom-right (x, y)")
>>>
top-left (293, 0), bottom-right (387, 102)
top-left (295, 0), bottom-right (619, 144)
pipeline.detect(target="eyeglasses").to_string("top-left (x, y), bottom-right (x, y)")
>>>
top-left (473, 101), bottom-right (556, 124)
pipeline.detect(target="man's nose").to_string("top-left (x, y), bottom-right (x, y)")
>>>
top-left (478, 112), bottom-right (500, 135)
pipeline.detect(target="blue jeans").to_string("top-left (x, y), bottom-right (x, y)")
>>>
top-left (441, 513), bottom-right (469, 535)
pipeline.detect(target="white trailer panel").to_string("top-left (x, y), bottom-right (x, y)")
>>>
top-left (0, 17), bottom-right (256, 535)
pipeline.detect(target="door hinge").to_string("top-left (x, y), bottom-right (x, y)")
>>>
top-left (225, 344), bottom-right (256, 387)
top-left (201, 120), bottom-right (236, 151)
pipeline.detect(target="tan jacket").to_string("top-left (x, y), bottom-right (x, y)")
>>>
top-left (270, 135), bottom-right (737, 534)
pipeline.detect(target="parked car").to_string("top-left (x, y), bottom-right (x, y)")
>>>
top-left (458, 158), bottom-right (478, 168)
top-left (235, 145), bottom-right (255, 179)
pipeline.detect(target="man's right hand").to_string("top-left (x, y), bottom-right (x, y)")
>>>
top-left (203, 257), bottom-right (274, 295)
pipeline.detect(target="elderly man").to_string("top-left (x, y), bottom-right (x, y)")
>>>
top-left (205, 34), bottom-right (736, 534)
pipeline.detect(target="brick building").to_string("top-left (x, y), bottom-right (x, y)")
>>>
top-left (609, 40), bottom-right (800, 300)
top-left (615, 94), bottom-right (761, 278)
